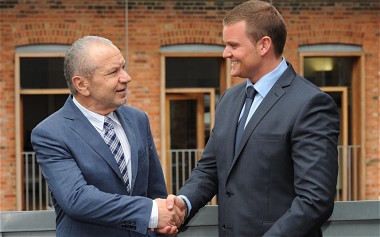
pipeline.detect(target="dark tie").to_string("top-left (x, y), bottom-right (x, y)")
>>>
top-left (103, 116), bottom-right (130, 194)
top-left (235, 86), bottom-right (256, 153)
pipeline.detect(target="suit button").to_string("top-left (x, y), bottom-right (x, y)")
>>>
top-left (222, 224), bottom-right (226, 230)
top-left (226, 191), bottom-right (232, 197)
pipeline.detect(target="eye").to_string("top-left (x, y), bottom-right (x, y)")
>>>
top-left (105, 69), bottom-right (117, 76)
top-left (225, 43), bottom-right (238, 50)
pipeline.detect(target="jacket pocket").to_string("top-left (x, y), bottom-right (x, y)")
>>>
top-left (253, 133), bottom-right (284, 141)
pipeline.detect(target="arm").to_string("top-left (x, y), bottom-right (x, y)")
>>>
top-left (144, 111), bottom-right (168, 200)
top-left (142, 112), bottom-right (183, 235)
top-left (264, 92), bottom-right (340, 236)
top-left (31, 122), bottom-right (153, 234)
top-left (177, 129), bottom-right (219, 221)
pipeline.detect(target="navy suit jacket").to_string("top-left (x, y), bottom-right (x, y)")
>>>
top-left (179, 63), bottom-right (340, 237)
top-left (31, 95), bottom-right (168, 237)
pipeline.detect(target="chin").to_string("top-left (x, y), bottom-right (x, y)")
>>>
top-left (231, 72), bottom-right (242, 78)
top-left (114, 99), bottom-right (127, 107)
top-left (230, 70), bottom-right (238, 77)
top-left (119, 100), bottom-right (127, 106)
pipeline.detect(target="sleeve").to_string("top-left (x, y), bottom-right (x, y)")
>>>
top-left (31, 121), bottom-right (153, 235)
top-left (177, 127), bottom-right (219, 221)
top-left (264, 92), bottom-right (340, 236)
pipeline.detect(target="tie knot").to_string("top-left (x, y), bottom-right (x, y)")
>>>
top-left (104, 116), bottom-right (114, 130)
top-left (246, 86), bottom-right (256, 99)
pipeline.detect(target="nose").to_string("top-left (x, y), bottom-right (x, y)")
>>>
top-left (120, 70), bottom-right (132, 83)
top-left (222, 47), bottom-right (231, 59)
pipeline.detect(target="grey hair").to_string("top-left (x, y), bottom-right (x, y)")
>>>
top-left (64, 36), bottom-right (114, 94)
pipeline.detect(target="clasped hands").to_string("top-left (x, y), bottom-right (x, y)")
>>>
top-left (153, 194), bottom-right (187, 235)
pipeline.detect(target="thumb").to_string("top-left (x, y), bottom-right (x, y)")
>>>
top-left (166, 194), bottom-right (176, 210)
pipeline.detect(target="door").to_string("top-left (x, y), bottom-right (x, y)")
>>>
top-left (165, 89), bottom-right (215, 194)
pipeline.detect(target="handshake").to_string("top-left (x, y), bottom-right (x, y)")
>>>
top-left (153, 194), bottom-right (188, 235)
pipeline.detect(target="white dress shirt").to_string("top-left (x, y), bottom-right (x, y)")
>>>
top-left (72, 97), bottom-right (158, 228)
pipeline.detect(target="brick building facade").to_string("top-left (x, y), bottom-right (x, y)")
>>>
top-left (1, 0), bottom-right (379, 211)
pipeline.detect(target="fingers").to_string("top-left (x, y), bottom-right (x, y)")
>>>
top-left (155, 195), bottom-right (187, 235)
top-left (155, 198), bottom-right (181, 228)
top-left (173, 205), bottom-right (184, 224)
top-left (155, 226), bottom-right (178, 235)
top-left (174, 196), bottom-right (186, 213)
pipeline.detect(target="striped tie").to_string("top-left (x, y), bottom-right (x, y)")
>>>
top-left (103, 116), bottom-right (130, 194)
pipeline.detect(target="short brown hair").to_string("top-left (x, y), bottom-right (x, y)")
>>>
top-left (223, 0), bottom-right (287, 57)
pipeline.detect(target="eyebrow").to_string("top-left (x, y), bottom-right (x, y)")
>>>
top-left (225, 41), bottom-right (239, 46)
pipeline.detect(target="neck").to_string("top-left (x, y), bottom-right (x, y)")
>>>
top-left (250, 56), bottom-right (283, 83)
top-left (73, 95), bottom-right (116, 116)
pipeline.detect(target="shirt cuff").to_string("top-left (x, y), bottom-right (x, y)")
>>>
top-left (148, 200), bottom-right (158, 228)
top-left (178, 195), bottom-right (192, 218)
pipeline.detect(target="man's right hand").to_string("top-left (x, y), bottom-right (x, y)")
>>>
top-left (154, 195), bottom-right (187, 235)
top-left (166, 194), bottom-right (187, 221)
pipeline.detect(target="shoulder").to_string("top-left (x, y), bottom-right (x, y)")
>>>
top-left (218, 81), bottom-right (246, 103)
top-left (225, 81), bottom-right (246, 95)
top-left (279, 64), bottom-right (326, 98)
top-left (33, 105), bottom-right (67, 133)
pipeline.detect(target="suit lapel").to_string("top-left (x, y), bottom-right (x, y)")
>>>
top-left (64, 97), bottom-right (126, 183)
top-left (226, 85), bottom-right (247, 168)
top-left (229, 64), bottom-right (295, 172)
top-left (232, 84), bottom-right (285, 160)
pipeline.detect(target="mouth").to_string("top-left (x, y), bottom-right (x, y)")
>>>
top-left (231, 60), bottom-right (239, 66)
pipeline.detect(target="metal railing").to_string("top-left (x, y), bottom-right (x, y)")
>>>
top-left (23, 152), bottom-right (52, 211)
top-left (169, 149), bottom-right (204, 194)
top-left (22, 145), bottom-right (361, 210)
top-left (169, 145), bottom-right (362, 201)
top-left (336, 144), bottom-right (362, 201)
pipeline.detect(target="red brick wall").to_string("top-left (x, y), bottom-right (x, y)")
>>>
top-left (0, 0), bottom-right (128, 211)
top-left (1, 0), bottom-right (379, 210)
top-left (127, 0), bottom-right (380, 200)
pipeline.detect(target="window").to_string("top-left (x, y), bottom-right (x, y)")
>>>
top-left (299, 44), bottom-right (365, 201)
top-left (15, 45), bottom-right (69, 210)
top-left (20, 57), bottom-right (66, 89)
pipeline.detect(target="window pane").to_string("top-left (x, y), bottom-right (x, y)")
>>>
top-left (304, 57), bottom-right (354, 87)
top-left (23, 94), bottom-right (67, 151)
top-left (20, 57), bottom-right (66, 89)
top-left (170, 99), bottom-right (197, 149)
top-left (166, 57), bottom-right (220, 89)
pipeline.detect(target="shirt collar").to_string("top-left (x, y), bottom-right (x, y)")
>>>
top-left (245, 57), bottom-right (288, 97)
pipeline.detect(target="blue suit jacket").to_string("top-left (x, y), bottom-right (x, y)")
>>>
top-left (31, 95), bottom-right (168, 237)
top-left (179, 63), bottom-right (340, 237)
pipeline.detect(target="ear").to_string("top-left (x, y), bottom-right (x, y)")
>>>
top-left (72, 76), bottom-right (90, 96)
top-left (258, 36), bottom-right (272, 56)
